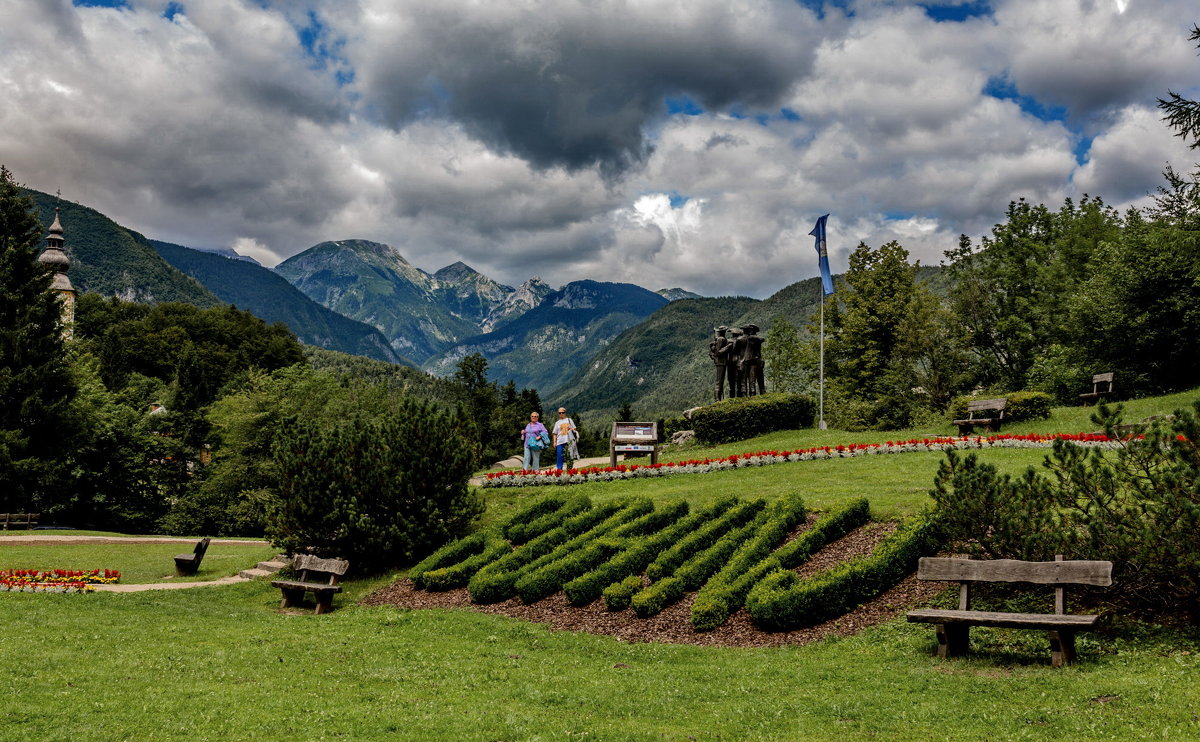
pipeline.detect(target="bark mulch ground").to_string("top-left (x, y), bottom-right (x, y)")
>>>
top-left (361, 521), bottom-right (943, 649)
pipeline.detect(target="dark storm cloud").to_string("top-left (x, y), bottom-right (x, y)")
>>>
top-left (342, 1), bottom-right (820, 174)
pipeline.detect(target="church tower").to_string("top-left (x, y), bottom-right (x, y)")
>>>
top-left (38, 207), bottom-right (76, 334)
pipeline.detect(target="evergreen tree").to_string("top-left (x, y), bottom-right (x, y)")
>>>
top-left (1158, 24), bottom-right (1200, 151)
top-left (764, 316), bottom-right (807, 395)
top-left (0, 166), bottom-right (75, 510)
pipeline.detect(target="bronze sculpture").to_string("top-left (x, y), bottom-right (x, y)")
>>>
top-left (709, 326), bottom-right (732, 401)
top-left (729, 327), bottom-right (746, 397)
top-left (743, 323), bottom-right (765, 396)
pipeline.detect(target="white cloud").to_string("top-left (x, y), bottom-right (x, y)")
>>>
top-left (0, 0), bottom-right (1197, 299)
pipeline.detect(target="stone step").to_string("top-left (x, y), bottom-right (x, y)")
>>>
top-left (257, 559), bottom-right (289, 571)
top-left (239, 567), bottom-right (273, 579)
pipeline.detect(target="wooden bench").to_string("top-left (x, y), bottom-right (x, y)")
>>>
top-left (174, 537), bottom-right (211, 576)
top-left (953, 398), bottom-right (1007, 435)
top-left (271, 555), bottom-right (350, 615)
top-left (0, 513), bottom-right (40, 530)
top-left (1080, 372), bottom-right (1115, 406)
top-left (907, 556), bottom-right (1112, 667)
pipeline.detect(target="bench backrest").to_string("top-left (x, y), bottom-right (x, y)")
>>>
top-left (1090, 373), bottom-right (1115, 393)
top-left (918, 556), bottom-right (1112, 615)
top-left (293, 554), bottom-right (351, 585)
top-left (965, 399), bottom-right (1006, 417)
top-left (917, 557), bottom-right (1112, 586)
top-left (1, 513), bottom-right (40, 529)
top-left (194, 537), bottom-right (211, 558)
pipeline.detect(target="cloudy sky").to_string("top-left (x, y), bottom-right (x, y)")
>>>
top-left (2, 0), bottom-right (1197, 297)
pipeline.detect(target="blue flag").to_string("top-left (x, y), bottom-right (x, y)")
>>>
top-left (809, 214), bottom-right (834, 295)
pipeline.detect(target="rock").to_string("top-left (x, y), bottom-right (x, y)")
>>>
top-left (671, 430), bottom-right (696, 446)
top-left (491, 456), bottom-right (524, 470)
top-left (682, 406), bottom-right (703, 420)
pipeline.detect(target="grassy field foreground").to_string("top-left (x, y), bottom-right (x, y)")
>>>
top-left (1, 580), bottom-right (1197, 741)
top-left (2, 390), bottom-right (1199, 739)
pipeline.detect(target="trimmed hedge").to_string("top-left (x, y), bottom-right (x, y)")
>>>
top-left (410, 530), bottom-right (491, 583)
top-left (562, 500), bottom-right (700, 607)
top-left (691, 393), bottom-right (816, 445)
top-left (950, 391), bottom-right (1053, 424)
top-left (611, 500), bottom-right (690, 539)
top-left (467, 500), bottom-right (625, 603)
top-left (745, 514), bottom-right (944, 631)
top-left (503, 495), bottom-right (591, 544)
top-left (603, 575), bottom-right (643, 612)
top-left (645, 498), bottom-right (764, 580)
top-left (691, 497), bottom-right (868, 631)
top-left (413, 530), bottom-right (512, 591)
top-left (515, 539), bottom-right (623, 604)
top-left (510, 500), bottom-right (653, 603)
top-left (632, 510), bottom-right (769, 618)
top-left (686, 492), bottom-right (806, 629)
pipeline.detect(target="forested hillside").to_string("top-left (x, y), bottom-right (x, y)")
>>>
top-left (152, 240), bottom-right (405, 365)
top-left (26, 189), bottom-right (221, 307)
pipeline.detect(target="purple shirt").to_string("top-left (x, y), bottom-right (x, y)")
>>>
top-left (523, 422), bottom-right (548, 445)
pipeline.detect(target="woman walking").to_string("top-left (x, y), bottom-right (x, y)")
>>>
top-left (521, 411), bottom-right (549, 471)
top-left (552, 407), bottom-right (578, 471)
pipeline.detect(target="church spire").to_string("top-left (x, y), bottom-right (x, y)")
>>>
top-left (39, 206), bottom-right (76, 334)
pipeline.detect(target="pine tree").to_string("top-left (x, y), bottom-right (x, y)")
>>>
top-left (0, 166), bottom-right (76, 511)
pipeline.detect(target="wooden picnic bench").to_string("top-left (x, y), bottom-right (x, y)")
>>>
top-left (174, 537), bottom-right (211, 576)
top-left (907, 555), bottom-right (1112, 667)
top-left (271, 555), bottom-right (350, 615)
top-left (0, 513), bottom-right (40, 530)
top-left (1080, 372), bottom-right (1115, 406)
top-left (953, 398), bottom-right (1007, 436)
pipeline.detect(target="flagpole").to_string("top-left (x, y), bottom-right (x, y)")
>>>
top-left (819, 286), bottom-right (827, 430)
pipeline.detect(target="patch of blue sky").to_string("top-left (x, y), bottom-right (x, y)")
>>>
top-left (668, 192), bottom-right (690, 208)
top-left (983, 76), bottom-right (1067, 123)
top-left (665, 95), bottom-right (704, 116)
top-left (883, 211), bottom-right (916, 221)
top-left (162, 2), bottom-right (183, 21)
top-left (793, 0), bottom-right (855, 21)
top-left (920, 1), bottom-right (993, 23)
top-left (73, 0), bottom-right (130, 8)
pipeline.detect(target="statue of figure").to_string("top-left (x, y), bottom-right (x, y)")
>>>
top-left (709, 326), bottom-right (732, 401)
top-left (728, 327), bottom-right (746, 397)
top-left (742, 323), bottom-right (765, 396)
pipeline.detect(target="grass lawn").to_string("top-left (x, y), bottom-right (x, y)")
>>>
top-left (2, 389), bottom-right (1198, 740)
top-left (1, 542), bottom-right (280, 584)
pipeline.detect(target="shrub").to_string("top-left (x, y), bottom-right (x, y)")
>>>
top-left (645, 498), bottom-right (763, 580)
top-left (633, 510), bottom-right (768, 618)
top-left (268, 401), bottom-right (482, 573)
top-left (467, 500), bottom-right (634, 604)
top-left (931, 403), bottom-right (1200, 614)
top-left (686, 492), bottom-right (806, 629)
top-left (745, 514), bottom-right (944, 630)
top-left (503, 495), bottom-right (590, 544)
top-left (691, 393), bottom-right (816, 445)
top-left (603, 575), bottom-right (643, 611)
top-left (564, 500), bottom-right (723, 607)
top-left (415, 531), bottom-right (511, 591)
top-left (515, 539), bottom-right (623, 604)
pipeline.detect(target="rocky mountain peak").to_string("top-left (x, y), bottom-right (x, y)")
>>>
top-left (433, 260), bottom-right (480, 284)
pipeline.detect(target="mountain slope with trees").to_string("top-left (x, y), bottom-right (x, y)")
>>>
top-left (425, 280), bottom-right (669, 393)
top-left (152, 239), bottom-right (404, 365)
top-left (25, 189), bottom-right (221, 308)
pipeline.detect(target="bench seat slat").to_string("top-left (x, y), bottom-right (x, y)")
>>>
top-left (907, 608), bottom-right (1099, 629)
top-left (270, 579), bottom-right (343, 594)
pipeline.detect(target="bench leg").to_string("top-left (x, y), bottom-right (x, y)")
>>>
top-left (935, 623), bottom-right (969, 659)
top-left (279, 587), bottom-right (303, 610)
top-left (1048, 630), bottom-right (1077, 667)
top-left (314, 593), bottom-right (334, 615)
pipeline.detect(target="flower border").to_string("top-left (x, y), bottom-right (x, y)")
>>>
top-left (481, 433), bottom-right (1123, 488)
top-left (0, 568), bottom-right (121, 593)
